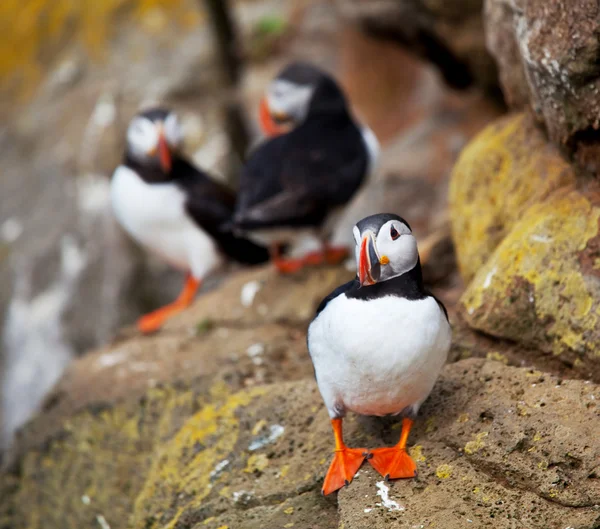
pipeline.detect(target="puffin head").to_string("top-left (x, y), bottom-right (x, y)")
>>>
top-left (259, 62), bottom-right (346, 137)
top-left (125, 108), bottom-right (182, 173)
top-left (352, 213), bottom-right (419, 287)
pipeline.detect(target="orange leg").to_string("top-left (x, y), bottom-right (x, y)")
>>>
top-left (324, 244), bottom-right (349, 265)
top-left (270, 243), bottom-right (304, 274)
top-left (367, 418), bottom-right (418, 480)
top-left (322, 418), bottom-right (367, 495)
top-left (137, 274), bottom-right (201, 334)
top-left (270, 243), bottom-right (349, 274)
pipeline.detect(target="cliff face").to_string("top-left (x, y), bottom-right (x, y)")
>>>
top-left (2, 265), bottom-right (599, 529)
top-left (4, 1), bottom-right (600, 528)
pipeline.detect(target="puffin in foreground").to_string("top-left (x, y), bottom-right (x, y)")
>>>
top-left (307, 213), bottom-right (451, 495)
top-left (111, 108), bottom-right (269, 334)
top-left (229, 62), bottom-right (379, 274)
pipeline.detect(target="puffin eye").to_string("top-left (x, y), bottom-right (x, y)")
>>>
top-left (390, 226), bottom-right (400, 240)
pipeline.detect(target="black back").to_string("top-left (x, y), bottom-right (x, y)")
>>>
top-left (233, 106), bottom-right (368, 231)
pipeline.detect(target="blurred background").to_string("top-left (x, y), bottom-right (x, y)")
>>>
top-left (0, 0), bottom-right (505, 452)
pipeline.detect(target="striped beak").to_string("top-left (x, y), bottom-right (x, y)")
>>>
top-left (358, 232), bottom-right (381, 287)
top-left (259, 97), bottom-right (292, 137)
top-left (157, 130), bottom-right (171, 173)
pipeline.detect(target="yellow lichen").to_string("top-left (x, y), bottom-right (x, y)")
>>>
top-left (486, 351), bottom-right (508, 364)
top-left (425, 416), bottom-right (436, 433)
top-left (252, 419), bottom-right (267, 436)
top-left (0, 0), bottom-right (202, 100)
top-left (283, 507), bottom-right (294, 515)
top-left (131, 386), bottom-right (267, 529)
top-left (279, 464), bottom-right (290, 478)
top-left (457, 413), bottom-right (470, 423)
top-left (462, 188), bottom-right (600, 358)
top-left (244, 453), bottom-right (269, 474)
top-left (450, 113), bottom-right (577, 282)
top-left (464, 432), bottom-right (488, 455)
top-left (409, 445), bottom-right (427, 462)
top-left (435, 464), bottom-right (453, 479)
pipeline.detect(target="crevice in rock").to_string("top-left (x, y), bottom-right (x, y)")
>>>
top-left (443, 441), bottom-right (596, 510)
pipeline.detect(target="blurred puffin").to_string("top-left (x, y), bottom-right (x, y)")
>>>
top-left (111, 108), bottom-right (269, 334)
top-left (229, 62), bottom-right (380, 273)
top-left (307, 213), bottom-right (451, 495)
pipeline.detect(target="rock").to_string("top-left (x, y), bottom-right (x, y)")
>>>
top-left (485, 0), bottom-right (600, 173)
top-left (461, 184), bottom-right (600, 379)
top-left (335, 0), bottom-right (499, 92)
top-left (449, 113), bottom-right (577, 282)
top-left (2, 355), bottom-right (598, 528)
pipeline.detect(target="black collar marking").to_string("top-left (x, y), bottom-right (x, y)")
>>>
top-left (315, 258), bottom-right (449, 321)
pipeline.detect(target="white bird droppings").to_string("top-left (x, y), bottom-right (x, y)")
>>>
top-left (364, 508), bottom-right (372, 513)
top-left (240, 280), bottom-right (262, 307)
top-left (375, 481), bottom-right (404, 512)
top-left (96, 350), bottom-right (127, 369)
top-left (1, 218), bottom-right (23, 243)
top-left (96, 515), bottom-right (111, 529)
top-left (483, 266), bottom-right (497, 289)
top-left (210, 459), bottom-right (230, 479)
top-left (248, 424), bottom-right (284, 451)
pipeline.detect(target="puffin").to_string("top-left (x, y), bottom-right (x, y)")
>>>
top-left (111, 108), bottom-right (269, 334)
top-left (229, 62), bottom-right (380, 273)
top-left (307, 213), bottom-right (451, 495)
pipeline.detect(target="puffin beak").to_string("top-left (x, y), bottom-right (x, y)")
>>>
top-left (358, 233), bottom-right (381, 287)
top-left (259, 97), bottom-right (290, 137)
top-left (157, 129), bottom-right (171, 173)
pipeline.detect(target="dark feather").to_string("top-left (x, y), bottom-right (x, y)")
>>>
top-left (233, 112), bottom-right (368, 231)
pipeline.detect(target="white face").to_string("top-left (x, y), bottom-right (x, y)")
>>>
top-left (126, 112), bottom-right (182, 162)
top-left (353, 220), bottom-right (418, 282)
top-left (266, 79), bottom-right (314, 124)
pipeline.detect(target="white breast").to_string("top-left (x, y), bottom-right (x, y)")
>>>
top-left (360, 125), bottom-right (380, 179)
top-left (308, 293), bottom-right (451, 418)
top-left (110, 165), bottom-right (222, 279)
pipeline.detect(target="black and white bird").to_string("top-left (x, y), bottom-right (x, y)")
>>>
top-left (111, 108), bottom-right (269, 333)
top-left (307, 213), bottom-right (451, 495)
top-left (230, 62), bottom-right (380, 273)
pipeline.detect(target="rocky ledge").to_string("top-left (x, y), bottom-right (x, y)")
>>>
top-left (1, 263), bottom-right (599, 529)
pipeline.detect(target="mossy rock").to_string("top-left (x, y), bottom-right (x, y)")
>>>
top-left (2, 359), bottom-right (599, 529)
top-left (462, 184), bottom-right (600, 373)
top-left (449, 113), bottom-right (576, 282)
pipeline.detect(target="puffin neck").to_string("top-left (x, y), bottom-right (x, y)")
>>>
top-left (123, 152), bottom-right (174, 184)
top-left (348, 258), bottom-right (427, 301)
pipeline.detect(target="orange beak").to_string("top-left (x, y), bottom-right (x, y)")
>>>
top-left (259, 97), bottom-right (289, 137)
top-left (358, 234), bottom-right (381, 287)
top-left (158, 131), bottom-right (171, 173)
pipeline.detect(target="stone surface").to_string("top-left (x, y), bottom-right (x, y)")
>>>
top-left (335, 0), bottom-right (498, 91)
top-left (461, 183), bottom-right (600, 379)
top-left (449, 113), bottom-right (577, 282)
top-left (2, 352), bottom-right (599, 528)
top-left (485, 0), bottom-right (600, 173)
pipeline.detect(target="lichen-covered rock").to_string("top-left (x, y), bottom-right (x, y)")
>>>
top-left (485, 0), bottom-right (600, 173)
top-left (462, 184), bottom-right (600, 376)
top-left (2, 359), bottom-right (598, 529)
top-left (449, 113), bottom-right (577, 281)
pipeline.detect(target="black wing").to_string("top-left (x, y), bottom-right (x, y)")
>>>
top-left (173, 157), bottom-right (270, 265)
top-left (315, 277), bottom-right (358, 316)
top-left (234, 116), bottom-right (368, 231)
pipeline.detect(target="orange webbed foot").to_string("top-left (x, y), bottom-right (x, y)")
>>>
top-left (137, 274), bottom-right (200, 335)
top-left (322, 447), bottom-right (367, 495)
top-left (273, 257), bottom-right (305, 274)
top-left (137, 310), bottom-right (169, 334)
top-left (367, 446), bottom-right (417, 480)
top-left (324, 246), bottom-right (349, 265)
